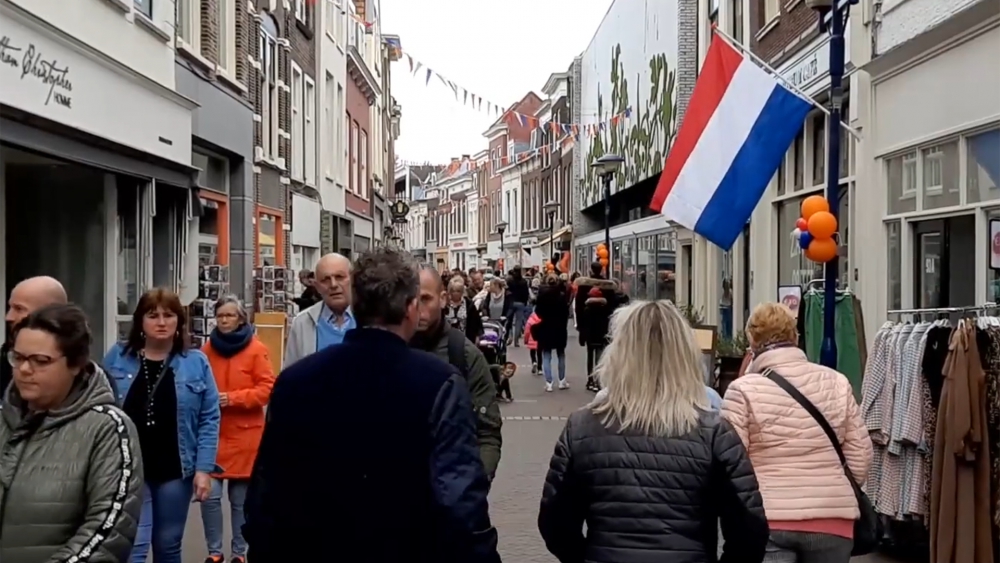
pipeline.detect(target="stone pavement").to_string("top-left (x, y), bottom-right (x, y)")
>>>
top-left (178, 330), bottom-right (899, 563)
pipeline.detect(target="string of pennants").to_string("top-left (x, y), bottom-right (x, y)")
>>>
top-left (384, 39), bottom-right (632, 136)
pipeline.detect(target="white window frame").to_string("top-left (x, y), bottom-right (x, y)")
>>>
top-left (294, 0), bottom-right (307, 23)
top-left (764, 0), bottom-right (779, 23)
top-left (336, 82), bottom-right (345, 184)
top-left (324, 73), bottom-right (335, 180)
top-left (901, 152), bottom-right (917, 198)
top-left (217, 0), bottom-right (236, 76)
top-left (290, 62), bottom-right (303, 181)
top-left (176, 0), bottom-right (200, 53)
top-left (923, 147), bottom-right (944, 195)
top-left (260, 19), bottom-right (279, 161)
top-left (304, 75), bottom-right (316, 186)
top-left (360, 128), bottom-right (368, 200)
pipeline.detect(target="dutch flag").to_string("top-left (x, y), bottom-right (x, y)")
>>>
top-left (650, 34), bottom-right (812, 250)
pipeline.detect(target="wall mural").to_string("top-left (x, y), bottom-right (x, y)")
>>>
top-left (579, 0), bottom-right (680, 209)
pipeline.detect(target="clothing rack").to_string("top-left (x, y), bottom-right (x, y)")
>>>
top-left (886, 303), bottom-right (999, 318)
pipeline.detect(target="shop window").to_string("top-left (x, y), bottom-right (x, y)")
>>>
top-left (776, 160), bottom-right (786, 196)
top-left (912, 215), bottom-right (975, 308)
top-left (682, 244), bottom-right (693, 306)
top-left (612, 241), bottom-right (623, 283)
top-left (117, 181), bottom-right (141, 316)
top-left (886, 221), bottom-right (901, 311)
top-left (256, 209), bottom-right (284, 267)
top-left (719, 249), bottom-right (733, 338)
top-left (656, 232), bottom-right (677, 302)
top-left (776, 195), bottom-right (823, 287)
top-left (792, 131), bottom-right (804, 191)
top-left (886, 152), bottom-right (918, 214)
top-left (967, 128), bottom-right (1000, 204)
top-left (621, 238), bottom-right (635, 297)
top-left (135, 0), bottom-right (152, 18)
top-left (987, 209), bottom-right (1000, 302)
top-left (638, 236), bottom-right (657, 301)
top-left (192, 151), bottom-right (229, 193)
top-left (811, 114), bottom-right (826, 187)
top-left (921, 141), bottom-right (960, 210)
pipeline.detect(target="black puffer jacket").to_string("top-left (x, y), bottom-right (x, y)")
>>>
top-left (538, 407), bottom-right (769, 563)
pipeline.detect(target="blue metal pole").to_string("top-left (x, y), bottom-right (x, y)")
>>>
top-left (819, 5), bottom-right (846, 368)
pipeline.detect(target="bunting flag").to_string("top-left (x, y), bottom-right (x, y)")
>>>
top-left (398, 49), bottom-right (631, 134)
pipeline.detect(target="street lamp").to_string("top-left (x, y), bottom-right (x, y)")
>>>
top-left (544, 200), bottom-right (560, 269)
top-left (591, 153), bottom-right (625, 265)
top-left (496, 220), bottom-right (508, 271)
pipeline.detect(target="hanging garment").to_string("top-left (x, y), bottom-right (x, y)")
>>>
top-left (930, 323), bottom-right (994, 563)
top-left (802, 291), bottom-right (864, 399)
top-left (977, 326), bottom-right (1000, 527)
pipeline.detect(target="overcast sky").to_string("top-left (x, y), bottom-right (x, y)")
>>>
top-left (381, 0), bottom-right (613, 165)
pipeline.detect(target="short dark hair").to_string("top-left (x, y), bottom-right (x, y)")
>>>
top-left (13, 303), bottom-right (93, 368)
top-left (418, 262), bottom-right (444, 291)
top-left (125, 288), bottom-right (190, 355)
top-left (590, 261), bottom-right (603, 277)
top-left (351, 248), bottom-right (420, 327)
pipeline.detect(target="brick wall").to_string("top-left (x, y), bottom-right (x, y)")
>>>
top-left (177, 0), bottom-right (251, 97)
top-left (346, 77), bottom-right (371, 217)
top-left (750, 0), bottom-right (820, 63)
top-left (677, 0), bottom-right (699, 127)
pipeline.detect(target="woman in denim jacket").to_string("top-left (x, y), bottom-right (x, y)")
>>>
top-left (103, 288), bottom-right (221, 563)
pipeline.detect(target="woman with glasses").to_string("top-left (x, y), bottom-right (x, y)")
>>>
top-left (200, 296), bottom-right (275, 563)
top-left (103, 288), bottom-right (221, 563)
top-left (0, 304), bottom-right (144, 563)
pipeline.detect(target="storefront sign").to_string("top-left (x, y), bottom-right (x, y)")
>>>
top-left (989, 219), bottom-right (1000, 271)
top-left (0, 35), bottom-right (73, 108)
top-left (778, 25), bottom-right (851, 99)
top-left (778, 285), bottom-right (802, 317)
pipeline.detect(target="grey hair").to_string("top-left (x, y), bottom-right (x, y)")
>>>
top-left (447, 276), bottom-right (465, 292)
top-left (352, 248), bottom-right (420, 327)
top-left (214, 295), bottom-right (248, 324)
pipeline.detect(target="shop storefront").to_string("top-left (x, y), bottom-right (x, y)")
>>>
top-left (856, 20), bottom-right (1000, 337)
top-left (574, 216), bottom-right (678, 303)
top-left (748, 27), bottom-right (857, 326)
top-left (0, 2), bottom-right (196, 352)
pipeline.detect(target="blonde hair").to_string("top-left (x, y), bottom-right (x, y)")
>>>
top-left (746, 302), bottom-right (797, 351)
top-left (592, 300), bottom-right (708, 436)
top-left (447, 276), bottom-right (465, 293)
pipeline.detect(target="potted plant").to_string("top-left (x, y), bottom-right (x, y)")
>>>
top-left (677, 304), bottom-right (705, 327)
top-left (714, 331), bottom-right (748, 397)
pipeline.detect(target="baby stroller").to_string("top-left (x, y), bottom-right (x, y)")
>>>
top-left (479, 317), bottom-right (515, 401)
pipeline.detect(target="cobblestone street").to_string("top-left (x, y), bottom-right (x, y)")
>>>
top-left (180, 331), bottom-right (899, 563)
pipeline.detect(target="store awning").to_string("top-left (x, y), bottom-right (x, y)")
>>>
top-left (536, 225), bottom-right (572, 248)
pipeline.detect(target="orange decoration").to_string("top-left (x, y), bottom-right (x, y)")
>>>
top-left (596, 247), bottom-right (609, 259)
top-left (807, 211), bottom-right (838, 239)
top-left (599, 257), bottom-right (609, 267)
top-left (805, 237), bottom-right (839, 263)
top-left (800, 195), bottom-right (830, 220)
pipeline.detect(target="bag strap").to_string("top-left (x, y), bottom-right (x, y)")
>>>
top-left (762, 368), bottom-right (846, 467)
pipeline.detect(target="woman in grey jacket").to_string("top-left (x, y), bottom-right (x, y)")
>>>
top-left (0, 304), bottom-right (144, 563)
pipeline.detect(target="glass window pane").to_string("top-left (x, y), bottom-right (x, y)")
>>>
top-left (792, 131), bottom-right (805, 191)
top-left (921, 141), bottom-right (960, 210)
top-left (135, 0), bottom-right (152, 17)
top-left (776, 196), bottom-right (823, 287)
top-left (719, 249), bottom-right (733, 338)
top-left (916, 230), bottom-right (942, 308)
top-left (656, 232), bottom-right (677, 302)
top-left (621, 238), bottom-right (635, 298)
top-left (117, 181), bottom-right (140, 315)
top-left (886, 153), bottom-right (918, 214)
top-left (988, 210), bottom-right (1000, 302)
top-left (812, 114), bottom-right (826, 186)
top-left (838, 183), bottom-right (850, 288)
top-left (886, 221), bottom-right (901, 310)
top-left (967, 128), bottom-right (1000, 204)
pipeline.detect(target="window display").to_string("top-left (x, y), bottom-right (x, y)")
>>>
top-left (777, 196), bottom-right (823, 288)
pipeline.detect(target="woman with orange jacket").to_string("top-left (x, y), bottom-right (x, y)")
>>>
top-left (199, 296), bottom-right (275, 563)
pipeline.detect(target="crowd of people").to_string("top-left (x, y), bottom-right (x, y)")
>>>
top-left (0, 247), bottom-right (875, 563)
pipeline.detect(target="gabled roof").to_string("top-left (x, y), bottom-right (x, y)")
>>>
top-left (481, 91), bottom-right (544, 137)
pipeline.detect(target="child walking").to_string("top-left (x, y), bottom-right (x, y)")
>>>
top-left (524, 311), bottom-right (542, 375)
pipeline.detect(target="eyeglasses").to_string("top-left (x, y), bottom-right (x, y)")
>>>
top-left (7, 350), bottom-right (63, 370)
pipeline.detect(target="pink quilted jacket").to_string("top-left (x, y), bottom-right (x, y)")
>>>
top-left (721, 346), bottom-right (873, 522)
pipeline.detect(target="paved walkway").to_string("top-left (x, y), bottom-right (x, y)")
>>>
top-left (178, 332), bottom-right (900, 562)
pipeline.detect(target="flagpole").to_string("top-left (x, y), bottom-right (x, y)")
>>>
top-left (712, 27), bottom-right (861, 141)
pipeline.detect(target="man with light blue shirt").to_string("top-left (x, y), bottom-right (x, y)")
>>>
top-left (284, 253), bottom-right (356, 367)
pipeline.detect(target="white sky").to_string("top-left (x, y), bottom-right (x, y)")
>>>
top-left (381, 0), bottom-right (614, 165)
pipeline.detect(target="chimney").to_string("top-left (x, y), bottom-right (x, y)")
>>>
top-left (461, 154), bottom-right (470, 160)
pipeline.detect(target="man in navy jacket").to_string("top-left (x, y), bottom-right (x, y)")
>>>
top-left (243, 248), bottom-right (501, 563)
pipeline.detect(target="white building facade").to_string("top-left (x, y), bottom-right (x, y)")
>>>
top-left (0, 0), bottom-right (197, 352)
top-left (499, 164), bottom-right (522, 267)
top-left (850, 0), bottom-right (1000, 338)
top-left (316, 0), bottom-right (349, 218)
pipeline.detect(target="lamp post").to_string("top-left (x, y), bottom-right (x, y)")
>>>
top-left (497, 220), bottom-right (508, 271)
top-left (806, 0), bottom-right (855, 368)
top-left (591, 154), bottom-right (625, 267)
top-left (544, 200), bottom-right (560, 269)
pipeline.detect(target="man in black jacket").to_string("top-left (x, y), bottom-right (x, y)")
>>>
top-left (574, 262), bottom-right (621, 392)
top-left (243, 248), bottom-right (500, 563)
top-left (3, 276), bottom-right (70, 394)
top-left (506, 266), bottom-right (531, 346)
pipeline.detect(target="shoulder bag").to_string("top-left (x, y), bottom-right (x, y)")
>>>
top-left (763, 368), bottom-right (882, 555)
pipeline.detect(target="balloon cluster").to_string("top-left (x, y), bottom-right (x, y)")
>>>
top-left (792, 195), bottom-right (839, 263)
top-left (545, 260), bottom-right (556, 272)
top-left (596, 243), bottom-right (610, 273)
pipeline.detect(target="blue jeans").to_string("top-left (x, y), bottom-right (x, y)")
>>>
top-left (511, 302), bottom-right (528, 341)
top-left (541, 348), bottom-right (566, 384)
top-left (201, 478), bottom-right (249, 557)
top-left (131, 478), bottom-right (194, 563)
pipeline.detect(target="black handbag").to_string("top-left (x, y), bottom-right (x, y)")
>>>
top-left (763, 369), bottom-right (882, 555)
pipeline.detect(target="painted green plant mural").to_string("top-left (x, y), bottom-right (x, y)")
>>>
top-left (583, 43), bottom-right (679, 208)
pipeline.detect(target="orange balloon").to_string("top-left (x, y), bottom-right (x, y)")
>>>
top-left (597, 247), bottom-right (609, 259)
top-left (805, 237), bottom-right (839, 263)
top-left (800, 195), bottom-right (830, 220)
top-left (599, 257), bottom-right (609, 267)
top-left (596, 243), bottom-right (607, 250)
top-left (807, 211), bottom-right (838, 239)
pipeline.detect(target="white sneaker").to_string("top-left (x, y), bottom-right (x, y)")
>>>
top-left (544, 382), bottom-right (553, 392)
top-left (558, 379), bottom-right (570, 390)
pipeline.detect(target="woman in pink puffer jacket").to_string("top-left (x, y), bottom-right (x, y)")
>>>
top-left (721, 302), bottom-right (873, 563)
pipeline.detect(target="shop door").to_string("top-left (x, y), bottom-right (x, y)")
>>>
top-left (912, 215), bottom-right (975, 308)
